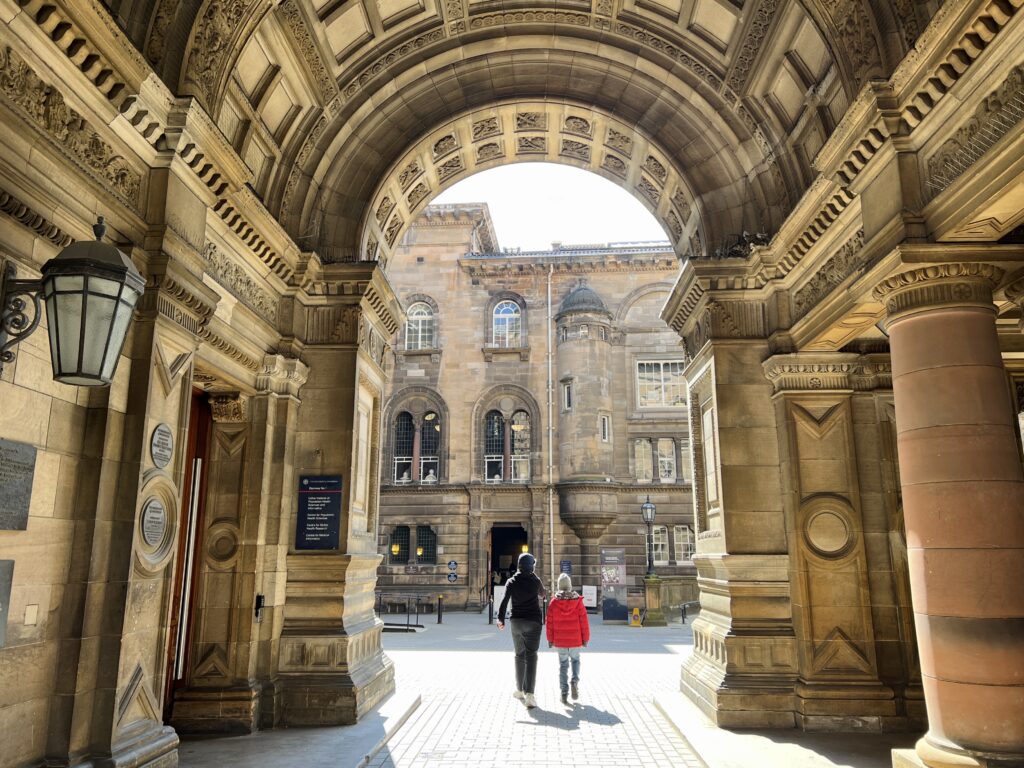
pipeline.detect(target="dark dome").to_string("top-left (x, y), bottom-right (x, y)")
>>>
top-left (558, 285), bottom-right (609, 317)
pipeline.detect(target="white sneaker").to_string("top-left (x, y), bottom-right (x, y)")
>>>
top-left (524, 693), bottom-right (537, 709)
top-left (512, 690), bottom-right (525, 701)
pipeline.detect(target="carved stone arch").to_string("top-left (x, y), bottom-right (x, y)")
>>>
top-left (484, 290), bottom-right (529, 348)
top-left (383, 387), bottom-right (451, 484)
top-left (798, 0), bottom-right (886, 92)
top-left (142, 0), bottom-right (206, 88)
top-left (399, 292), bottom-right (442, 350)
top-left (613, 282), bottom-right (677, 326)
top-left (470, 384), bottom-right (543, 483)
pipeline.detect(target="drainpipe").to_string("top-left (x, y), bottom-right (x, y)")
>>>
top-left (547, 264), bottom-right (556, 593)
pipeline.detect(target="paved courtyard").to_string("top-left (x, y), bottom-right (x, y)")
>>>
top-left (370, 610), bottom-right (704, 768)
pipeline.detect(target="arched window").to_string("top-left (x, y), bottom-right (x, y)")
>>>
top-left (416, 525), bottom-right (438, 564)
top-left (492, 300), bottom-right (522, 348)
top-left (421, 411), bottom-right (440, 482)
top-left (390, 526), bottom-right (410, 563)
top-left (485, 410), bottom-right (505, 482)
top-left (405, 302), bottom-right (434, 350)
top-left (394, 412), bottom-right (414, 482)
top-left (510, 410), bottom-right (531, 482)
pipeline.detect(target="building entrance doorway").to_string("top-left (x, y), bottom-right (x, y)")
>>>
top-left (163, 391), bottom-right (211, 723)
top-left (490, 525), bottom-right (528, 585)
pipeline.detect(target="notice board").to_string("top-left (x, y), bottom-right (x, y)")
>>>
top-left (295, 475), bottom-right (342, 550)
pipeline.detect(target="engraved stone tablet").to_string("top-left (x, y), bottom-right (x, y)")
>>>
top-left (0, 439), bottom-right (36, 531)
top-left (0, 560), bottom-right (13, 648)
top-left (150, 424), bottom-right (174, 469)
top-left (141, 498), bottom-right (167, 547)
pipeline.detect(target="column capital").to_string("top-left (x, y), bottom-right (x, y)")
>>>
top-left (872, 263), bottom-right (1003, 322)
top-left (209, 392), bottom-right (249, 423)
top-left (257, 353), bottom-right (309, 397)
top-left (762, 353), bottom-right (891, 394)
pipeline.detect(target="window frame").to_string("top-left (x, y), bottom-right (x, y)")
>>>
top-left (600, 414), bottom-right (610, 442)
top-left (389, 526), bottom-right (410, 564)
top-left (635, 359), bottom-right (687, 408)
top-left (492, 300), bottom-right (523, 348)
top-left (674, 524), bottom-right (695, 562)
top-left (647, 524), bottom-right (669, 566)
top-left (634, 438), bottom-right (653, 483)
top-left (404, 302), bottom-right (435, 350)
top-left (562, 382), bottom-right (573, 412)
top-left (657, 437), bottom-right (677, 483)
top-left (416, 525), bottom-right (438, 564)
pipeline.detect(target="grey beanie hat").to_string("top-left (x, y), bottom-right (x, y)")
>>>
top-left (517, 552), bottom-right (536, 573)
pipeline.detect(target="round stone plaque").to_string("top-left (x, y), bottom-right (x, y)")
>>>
top-left (141, 497), bottom-right (167, 548)
top-left (805, 509), bottom-right (851, 557)
top-left (150, 424), bottom-right (174, 469)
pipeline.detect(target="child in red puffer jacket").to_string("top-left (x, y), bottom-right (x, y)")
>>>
top-left (546, 572), bottom-right (591, 705)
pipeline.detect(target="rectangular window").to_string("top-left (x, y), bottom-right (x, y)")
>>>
top-left (511, 455), bottom-right (530, 482)
top-left (634, 439), bottom-right (653, 483)
top-left (600, 415), bottom-right (610, 442)
top-left (416, 526), bottom-right (438, 564)
top-left (647, 525), bottom-right (669, 565)
top-left (657, 438), bottom-right (676, 483)
top-left (636, 360), bottom-right (687, 408)
top-left (674, 524), bottom-right (695, 562)
top-left (702, 406), bottom-right (719, 504)
top-left (389, 526), bottom-right (410, 564)
top-left (562, 382), bottom-right (573, 411)
top-left (485, 456), bottom-right (504, 483)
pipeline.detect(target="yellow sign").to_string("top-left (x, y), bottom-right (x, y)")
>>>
top-left (630, 607), bottom-right (642, 627)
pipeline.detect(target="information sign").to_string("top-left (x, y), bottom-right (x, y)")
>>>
top-left (447, 572), bottom-right (458, 583)
top-left (141, 498), bottom-right (167, 547)
top-left (295, 475), bottom-right (342, 550)
top-left (448, 560), bottom-right (458, 571)
top-left (600, 547), bottom-right (628, 622)
top-left (582, 585), bottom-right (597, 608)
top-left (560, 559), bottom-right (572, 574)
top-left (0, 438), bottom-right (36, 531)
top-left (150, 424), bottom-right (174, 469)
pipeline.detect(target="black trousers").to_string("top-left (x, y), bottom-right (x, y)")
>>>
top-left (510, 619), bottom-right (542, 694)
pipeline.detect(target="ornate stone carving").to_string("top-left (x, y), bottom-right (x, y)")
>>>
top-left (644, 156), bottom-right (667, 184)
top-left (564, 116), bottom-right (592, 136)
top-left (201, 242), bottom-right (280, 324)
top-left (613, 22), bottom-right (722, 91)
top-left (0, 188), bottom-right (73, 248)
top-left (873, 263), bottom-right (1004, 320)
top-left (477, 142), bottom-right (503, 161)
top-left (472, 117), bottom-right (500, 140)
top-left (279, 0), bottom-right (338, 105)
top-left (763, 353), bottom-right (892, 393)
top-left (792, 230), bottom-right (865, 319)
top-left (636, 177), bottom-right (661, 205)
top-left (437, 155), bottom-right (465, 181)
top-left (366, 236), bottom-right (379, 261)
top-left (601, 154), bottom-right (626, 177)
top-left (684, 300), bottom-right (765, 353)
top-left (469, 11), bottom-right (589, 29)
top-left (376, 196), bottom-right (396, 227)
top-left (399, 160), bottom-right (423, 190)
top-left (258, 354), bottom-right (309, 397)
top-left (823, 0), bottom-right (881, 85)
top-left (197, 327), bottom-right (261, 370)
top-left (594, 0), bottom-right (612, 15)
top-left (671, 188), bottom-right (692, 222)
top-left (726, 0), bottom-right (778, 92)
top-left (666, 210), bottom-right (683, 240)
top-left (306, 305), bottom-right (361, 343)
top-left (445, 0), bottom-right (464, 19)
top-left (407, 181), bottom-right (430, 208)
top-left (559, 139), bottom-right (591, 161)
top-left (516, 136), bottom-right (546, 154)
top-left (145, 0), bottom-right (179, 67)
top-left (341, 29), bottom-right (446, 102)
top-left (515, 112), bottom-right (547, 131)
top-left (432, 134), bottom-right (458, 159)
top-left (140, 273), bottom-right (217, 336)
top-left (384, 216), bottom-right (404, 246)
top-left (926, 66), bottom-right (1024, 198)
top-left (185, 0), bottom-right (261, 108)
top-left (0, 47), bottom-right (142, 208)
top-left (605, 128), bottom-right (633, 156)
top-left (209, 392), bottom-right (249, 423)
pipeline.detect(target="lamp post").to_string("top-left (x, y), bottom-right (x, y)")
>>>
top-left (641, 495), bottom-right (656, 576)
top-left (0, 217), bottom-right (144, 385)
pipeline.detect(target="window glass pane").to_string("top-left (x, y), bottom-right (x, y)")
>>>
top-left (394, 412), bottom-right (414, 482)
top-left (511, 411), bottom-right (530, 454)
top-left (511, 455), bottom-right (530, 482)
top-left (634, 439), bottom-right (653, 482)
top-left (485, 457), bottom-right (504, 482)
top-left (405, 302), bottom-right (434, 350)
top-left (389, 526), bottom-right (410, 563)
top-left (563, 383), bottom-right (572, 410)
top-left (421, 412), bottom-right (440, 454)
top-left (485, 410), bottom-right (504, 482)
top-left (600, 415), bottom-right (610, 442)
top-left (636, 362), bottom-right (659, 407)
top-left (658, 438), bottom-right (676, 482)
top-left (493, 301), bottom-right (522, 347)
top-left (674, 525), bottom-right (695, 561)
top-left (416, 526), bottom-right (437, 563)
top-left (647, 525), bottom-right (669, 565)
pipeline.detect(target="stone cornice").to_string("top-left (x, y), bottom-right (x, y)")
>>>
top-left (138, 260), bottom-right (220, 337)
top-left (177, 101), bottom-right (254, 198)
top-left (460, 253), bottom-right (678, 277)
top-left (0, 187), bottom-right (74, 249)
top-left (763, 353), bottom-right (892, 393)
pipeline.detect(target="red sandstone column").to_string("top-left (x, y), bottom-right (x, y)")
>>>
top-left (411, 422), bottom-right (422, 482)
top-left (874, 264), bottom-right (1024, 767)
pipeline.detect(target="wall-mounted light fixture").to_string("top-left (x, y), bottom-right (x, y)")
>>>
top-left (0, 217), bottom-right (144, 386)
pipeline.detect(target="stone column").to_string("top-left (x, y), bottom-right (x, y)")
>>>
top-left (875, 264), bottom-right (1024, 768)
top-left (503, 416), bottom-right (512, 480)
top-left (411, 423), bottom-right (421, 482)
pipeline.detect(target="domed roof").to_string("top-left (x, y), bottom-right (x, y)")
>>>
top-left (558, 284), bottom-right (609, 317)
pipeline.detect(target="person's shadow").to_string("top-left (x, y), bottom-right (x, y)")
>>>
top-left (520, 703), bottom-right (623, 731)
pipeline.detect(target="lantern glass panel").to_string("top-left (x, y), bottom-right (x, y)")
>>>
top-left (55, 290), bottom-right (84, 373)
top-left (83, 290), bottom-right (118, 375)
top-left (102, 295), bottom-right (135, 381)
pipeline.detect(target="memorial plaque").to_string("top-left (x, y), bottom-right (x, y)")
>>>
top-left (0, 439), bottom-right (36, 531)
top-left (0, 560), bottom-right (13, 648)
top-left (141, 498), bottom-right (167, 547)
top-left (150, 424), bottom-right (174, 469)
top-left (295, 475), bottom-right (342, 550)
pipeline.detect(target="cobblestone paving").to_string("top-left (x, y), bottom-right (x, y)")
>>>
top-left (369, 612), bottom-right (706, 768)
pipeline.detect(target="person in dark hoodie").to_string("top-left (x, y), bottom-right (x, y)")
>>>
top-left (546, 572), bottom-right (590, 705)
top-left (496, 552), bottom-right (546, 709)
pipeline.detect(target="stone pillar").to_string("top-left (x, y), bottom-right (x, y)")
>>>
top-left (643, 576), bottom-right (668, 626)
top-left (411, 423), bottom-right (421, 482)
top-left (874, 264), bottom-right (1024, 767)
top-left (503, 416), bottom-right (512, 480)
top-left (276, 262), bottom-right (399, 726)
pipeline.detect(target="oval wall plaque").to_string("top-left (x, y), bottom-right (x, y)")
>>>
top-left (141, 497), bottom-right (167, 548)
top-left (150, 424), bottom-right (174, 469)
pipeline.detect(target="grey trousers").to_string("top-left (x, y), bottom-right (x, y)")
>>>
top-left (510, 619), bottom-right (542, 694)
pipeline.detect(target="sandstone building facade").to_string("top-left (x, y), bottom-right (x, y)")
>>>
top-left (0, 0), bottom-right (1020, 767)
top-left (377, 204), bottom-right (696, 609)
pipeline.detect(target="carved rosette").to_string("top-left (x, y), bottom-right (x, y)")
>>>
top-left (872, 263), bottom-right (1004, 323)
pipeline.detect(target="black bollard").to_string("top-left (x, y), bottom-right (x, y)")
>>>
top-left (681, 604), bottom-right (687, 624)
top-left (438, 594), bottom-right (444, 624)
top-left (488, 598), bottom-right (494, 625)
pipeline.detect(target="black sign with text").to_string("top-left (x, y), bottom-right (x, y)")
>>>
top-left (295, 475), bottom-right (343, 550)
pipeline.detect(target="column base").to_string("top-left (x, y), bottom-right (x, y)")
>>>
top-left (170, 685), bottom-right (260, 735)
top-left (795, 681), bottom-right (903, 732)
top-left (894, 737), bottom-right (1024, 768)
top-left (105, 719), bottom-right (179, 768)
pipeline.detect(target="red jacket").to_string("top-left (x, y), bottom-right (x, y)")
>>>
top-left (546, 592), bottom-right (590, 648)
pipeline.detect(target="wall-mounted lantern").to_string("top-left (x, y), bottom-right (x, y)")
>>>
top-left (0, 217), bottom-right (144, 386)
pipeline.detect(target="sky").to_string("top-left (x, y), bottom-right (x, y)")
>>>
top-left (431, 163), bottom-right (669, 251)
